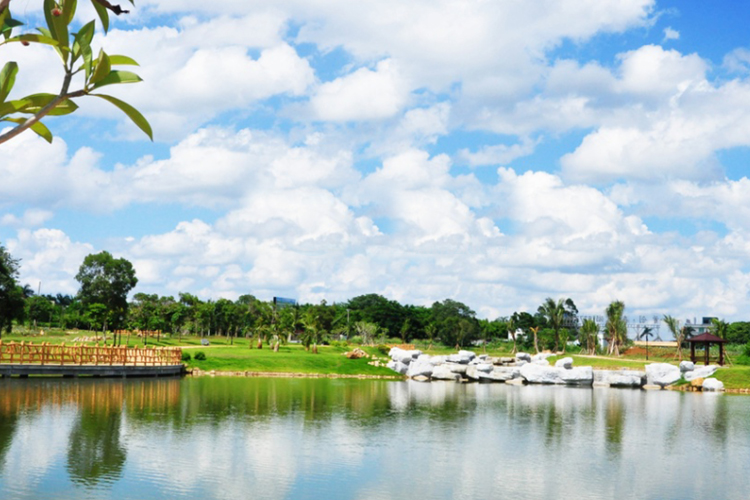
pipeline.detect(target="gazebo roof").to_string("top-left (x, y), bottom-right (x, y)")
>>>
top-left (687, 332), bottom-right (727, 343)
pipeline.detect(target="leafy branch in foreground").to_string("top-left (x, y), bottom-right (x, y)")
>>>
top-left (0, 0), bottom-right (151, 145)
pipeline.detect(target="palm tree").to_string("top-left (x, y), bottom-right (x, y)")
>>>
top-left (605, 300), bottom-right (627, 356)
top-left (711, 318), bottom-right (729, 339)
top-left (663, 314), bottom-right (685, 361)
top-left (538, 297), bottom-right (576, 352)
top-left (302, 308), bottom-right (324, 354)
top-left (505, 316), bottom-right (518, 355)
top-left (580, 318), bottom-right (599, 355)
top-left (425, 323), bottom-right (437, 350)
top-left (529, 326), bottom-right (540, 354)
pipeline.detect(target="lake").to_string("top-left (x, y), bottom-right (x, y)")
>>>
top-left (0, 377), bottom-right (748, 500)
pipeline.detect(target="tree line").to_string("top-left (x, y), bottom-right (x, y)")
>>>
top-left (2, 245), bottom-right (750, 349)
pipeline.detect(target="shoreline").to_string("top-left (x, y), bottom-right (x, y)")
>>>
top-left (188, 367), bottom-right (404, 380)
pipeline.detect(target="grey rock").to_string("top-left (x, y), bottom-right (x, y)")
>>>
top-left (407, 360), bottom-right (434, 378)
top-left (559, 366), bottom-right (593, 385)
top-left (515, 352), bottom-right (531, 362)
top-left (702, 378), bottom-right (725, 392)
top-left (532, 352), bottom-right (554, 362)
top-left (387, 360), bottom-right (409, 375)
top-left (679, 361), bottom-right (695, 373)
top-left (519, 364), bottom-right (563, 384)
top-left (554, 357), bottom-right (574, 369)
top-left (646, 363), bottom-right (681, 387)
top-left (684, 365), bottom-right (719, 381)
top-left (476, 363), bottom-right (494, 373)
top-left (430, 364), bottom-right (462, 381)
top-left (447, 363), bottom-right (467, 374)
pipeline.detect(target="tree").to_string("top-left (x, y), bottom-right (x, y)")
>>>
top-left (537, 297), bottom-right (577, 353)
top-left (605, 300), bottom-right (627, 356)
top-left (579, 318), bottom-right (599, 355)
top-left (75, 251), bottom-right (137, 335)
top-left (0, 0), bottom-right (151, 145)
top-left (663, 314), bottom-right (689, 361)
top-left (710, 318), bottom-right (729, 339)
top-left (0, 243), bottom-right (24, 335)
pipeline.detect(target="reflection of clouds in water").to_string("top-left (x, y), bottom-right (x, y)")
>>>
top-left (2, 407), bottom-right (76, 494)
top-left (123, 419), bottom-right (299, 500)
top-left (3, 380), bottom-right (750, 500)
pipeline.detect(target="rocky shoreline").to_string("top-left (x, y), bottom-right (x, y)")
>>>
top-left (386, 347), bottom-right (726, 392)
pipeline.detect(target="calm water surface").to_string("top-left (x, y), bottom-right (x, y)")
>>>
top-left (0, 377), bottom-right (748, 500)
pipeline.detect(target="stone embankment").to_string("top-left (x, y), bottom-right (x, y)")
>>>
top-left (386, 348), bottom-right (725, 392)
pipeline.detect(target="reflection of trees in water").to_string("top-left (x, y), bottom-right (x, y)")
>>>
top-left (67, 409), bottom-right (126, 486)
top-left (0, 412), bottom-right (17, 471)
top-left (604, 394), bottom-right (625, 460)
top-left (66, 382), bottom-right (127, 486)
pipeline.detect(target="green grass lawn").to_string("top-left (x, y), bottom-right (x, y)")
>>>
top-left (4, 330), bottom-right (750, 388)
top-left (184, 344), bottom-right (399, 377)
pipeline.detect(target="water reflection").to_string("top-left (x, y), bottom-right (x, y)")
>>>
top-left (0, 378), bottom-right (748, 500)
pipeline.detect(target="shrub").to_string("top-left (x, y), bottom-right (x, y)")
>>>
top-left (181, 351), bottom-right (192, 361)
top-left (376, 344), bottom-right (390, 355)
top-left (349, 336), bottom-right (363, 345)
top-left (330, 340), bottom-right (349, 348)
top-left (194, 351), bottom-right (207, 361)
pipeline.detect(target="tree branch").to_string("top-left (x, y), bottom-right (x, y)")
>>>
top-left (0, 0), bottom-right (10, 15)
top-left (92, 0), bottom-right (130, 15)
top-left (0, 89), bottom-right (87, 145)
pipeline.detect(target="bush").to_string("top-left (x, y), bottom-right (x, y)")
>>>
top-left (376, 344), bottom-right (390, 355)
top-left (330, 340), bottom-right (349, 348)
top-left (181, 351), bottom-right (192, 361)
top-left (194, 351), bottom-right (206, 361)
top-left (349, 336), bottom-right (363, 345)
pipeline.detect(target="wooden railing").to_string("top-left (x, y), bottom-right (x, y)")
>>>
top-left (0, 341), bottom-right (182, 366)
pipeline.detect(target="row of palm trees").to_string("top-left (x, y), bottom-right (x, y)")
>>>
top-left (505, 297), bottom-right (729, 359)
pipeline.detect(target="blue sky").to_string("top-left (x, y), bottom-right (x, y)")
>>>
top-left (3, 0), bottom-right (750, 322)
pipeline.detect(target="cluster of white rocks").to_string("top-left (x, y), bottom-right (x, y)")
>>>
top-left (386, 347), bottom-right (724, 391)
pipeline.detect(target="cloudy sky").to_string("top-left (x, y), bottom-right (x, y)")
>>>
top-left (2, 0), bottom-right (750, 322)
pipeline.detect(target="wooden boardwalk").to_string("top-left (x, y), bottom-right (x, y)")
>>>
top-left (0, 340), bottom-right (184, 378)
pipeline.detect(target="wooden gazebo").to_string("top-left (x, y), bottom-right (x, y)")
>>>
top-left (687, 332), bottom-right (727, 366)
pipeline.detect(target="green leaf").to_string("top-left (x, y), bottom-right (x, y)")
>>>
top-left (90, 70), bottom-right (143, 89)
top-left (109, 55), bottom-right (139, 66)
top-left (0, 62), bottom-right (18, 103)
top-left (89, 49), bottom-right (111, 85)
top-left (91, 0), bottom-right (109, 33)
top-left (72, 20), bottom-right (95, 62)
top-left (1, 117), bottom-right (53, 143)
top-left (1, 16), bottom-right (24, 36)
top-left (15, 94), bottom-right (79, 116)
top-left (64, 0), bottom-right (78, 26)
top-left (7, 34), bottom-right (60, 47)
top-left (83, 45), bottom-right (93, 82)
top-left (93, 94), bottom-right (153, 140)
top-left (44, 0), bottom-right (69, 51)
top-left (0, 99), bottom-right (30, 117)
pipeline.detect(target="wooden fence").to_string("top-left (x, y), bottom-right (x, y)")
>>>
top-left (0, 341), bottom-right (182, 366)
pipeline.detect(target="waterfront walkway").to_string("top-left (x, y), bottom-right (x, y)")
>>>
top-left (0, 341), bottom-right (184, 378)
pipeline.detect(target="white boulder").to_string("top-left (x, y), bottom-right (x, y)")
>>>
top-left (387, 360), bottom-right (409, 375)
top-left (532, 358), bottom-right (550, 366)
top-left (407, 360), bottom-right (434, 378)
top-left (702, 378), bottom-right (725, 392)
top-left (447, 363), bottom-right (468, 374)
top-left (679, 361), bottom-right (695, 373)
top-left (519, 364), bottom-right (563, 384)
top-left (532, 352), bottom-right (554, 362)
top-left (684, 365), bottom-right (719, 381)
top-left (559, 366), bottom-right (593, 385)
top-left (515, 352), bottom-right (531, 362)
top-left (476, 363), bottom-right (494, 373)
top-left (646, 363), bottom-right (682, 387)
top-left (554, 357), bottom-right (574, 369)
top-left (430, 364), bottom-right (462, 381)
